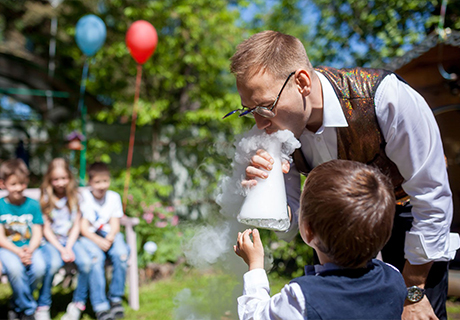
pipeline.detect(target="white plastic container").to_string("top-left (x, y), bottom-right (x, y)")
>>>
top-left (237, 138), bottom-right (290, 231)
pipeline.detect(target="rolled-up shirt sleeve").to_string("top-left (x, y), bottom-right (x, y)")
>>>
top-left (375, 74), bottom-right (459, 264)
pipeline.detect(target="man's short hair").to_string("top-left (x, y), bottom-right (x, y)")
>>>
top-left (300, 160), bottom-right (395, 268)
top-left (230, 30), bottom-right (313, 81)
top-left (0, 159), bottom-right (29, 183)
top-left (87, 162), bottom-right (110, 180)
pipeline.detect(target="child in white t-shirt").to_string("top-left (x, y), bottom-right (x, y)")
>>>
top-left (79, 162), bottom-right (129, 320)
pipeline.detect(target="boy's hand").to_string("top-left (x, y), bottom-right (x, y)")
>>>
top-left (19, 247), bottom-right (32, 265)
top-left (105, 233), bottom-right (115, 244)
top-left (96, 237), bottom-right (113, 252)
top-left (234, 229), bottom-right (264, 270)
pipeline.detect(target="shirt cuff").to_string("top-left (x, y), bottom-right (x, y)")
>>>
top-left (243, 268), bottom-right (270, 295)
top-left (275, 208), bottom-right (299, 242)
top-left (405, 231), bottom-right (460, 264)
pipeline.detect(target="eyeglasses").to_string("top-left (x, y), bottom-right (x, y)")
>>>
top-left (222, 71), bottom-right (296, 119)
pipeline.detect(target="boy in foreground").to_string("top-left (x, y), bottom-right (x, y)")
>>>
top-left (235, 159), bottom-right (407, 319)
top-left (80, 162), bottom-right (129, 320)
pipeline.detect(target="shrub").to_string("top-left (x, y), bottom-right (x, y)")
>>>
top-left (259, 229), bottom-right (315, 279)
top-left (109, 170), bottom-right (187, 268)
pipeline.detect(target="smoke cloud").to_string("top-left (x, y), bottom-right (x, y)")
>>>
top-left (176, 126), bottom-right (300, 319)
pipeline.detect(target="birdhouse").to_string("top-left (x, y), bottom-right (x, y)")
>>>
top-left (66, 131), bottom-right (85, 151)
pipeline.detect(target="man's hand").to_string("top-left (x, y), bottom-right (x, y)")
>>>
top-left (242, 149), bottom-right (290, 188)
top-left (403, 297), bottom-right (438, 320)
top-left (234, 229), bottom-right (264, 270)
top-left (402, 261), bottom-right (436, 320)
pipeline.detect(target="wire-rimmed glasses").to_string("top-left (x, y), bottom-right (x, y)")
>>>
top-left (222, 71), bottom-right (296, 119)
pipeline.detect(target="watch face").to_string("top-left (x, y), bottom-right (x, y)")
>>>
top-left (407, 286), bottom-right (424, 302)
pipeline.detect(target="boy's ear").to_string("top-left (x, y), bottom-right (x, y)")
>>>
top-left (0, 179), bottom-right (5, 190)
top-left (304, 224), bottom-right (315, 244)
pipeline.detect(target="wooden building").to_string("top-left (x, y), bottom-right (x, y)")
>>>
top-left (386, 29), bottom-right (460, 295)
top-left (387, 29), bottom-right (460, 234)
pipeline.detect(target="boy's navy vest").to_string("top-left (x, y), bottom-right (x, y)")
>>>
top-left (292, 67), bottom-right (407, 200)
top-left (290, 259), bottom-right (406, 319)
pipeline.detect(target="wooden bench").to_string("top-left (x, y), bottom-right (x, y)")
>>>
top-left (0, 188), bottom-right (140, 310)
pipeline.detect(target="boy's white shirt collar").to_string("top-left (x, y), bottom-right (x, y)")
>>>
top-left (314, 71), bottom-right (348, 133)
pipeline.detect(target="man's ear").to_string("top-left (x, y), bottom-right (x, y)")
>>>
top-left (295, 69), bottom-right (312, 97)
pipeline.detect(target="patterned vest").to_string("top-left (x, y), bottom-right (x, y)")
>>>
top-left (292, 66), bottom-right (407, 200)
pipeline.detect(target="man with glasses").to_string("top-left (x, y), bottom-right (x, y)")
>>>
top-left (225, 30), bottom-right (458, 320)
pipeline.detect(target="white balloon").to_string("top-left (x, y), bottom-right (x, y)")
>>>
top-left (143, 241), bottom-right (158, 255)
top-left (48, 0), bottom-right (64, 8)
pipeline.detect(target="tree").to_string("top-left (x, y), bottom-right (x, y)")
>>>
top-left (241, 0), bottom-right (459, 68)
top-left (0, 0), bottom-right (253, 216)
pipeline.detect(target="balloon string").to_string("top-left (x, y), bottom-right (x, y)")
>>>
top-left (79, 59), bottom-right (89, 186)
top-left (123, 64), bottom-right (142, 211)
top-left (78, 60), bottom-right (89, 112)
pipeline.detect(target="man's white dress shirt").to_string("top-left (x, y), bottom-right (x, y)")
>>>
top-left (282, 72), bottom-right (459, 265)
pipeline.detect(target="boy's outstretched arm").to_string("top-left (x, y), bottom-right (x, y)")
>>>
top-left (234, 228), bottom-right (306, 320)
top-left (234, 228), bottom-right (264, 270)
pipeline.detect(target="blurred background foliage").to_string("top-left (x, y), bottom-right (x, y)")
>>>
top-left (0, 0), bottom-right (458, 275)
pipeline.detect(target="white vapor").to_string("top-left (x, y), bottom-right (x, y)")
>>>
top-left (176, 126), bottom-right (300, 319)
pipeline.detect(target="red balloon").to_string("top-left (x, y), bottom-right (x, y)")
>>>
top-left (126, 20), bottom-right (158, 64)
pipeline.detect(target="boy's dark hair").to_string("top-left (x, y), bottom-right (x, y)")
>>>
top-left (0, 159), bottom-right (29, 183)
top-left (299, 159), bottom-right (395, 269)
top-left (87, 162), bottom-right (110, 180)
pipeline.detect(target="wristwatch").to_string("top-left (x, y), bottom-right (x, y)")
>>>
top-left (406, 286), bottom-right (426, 303)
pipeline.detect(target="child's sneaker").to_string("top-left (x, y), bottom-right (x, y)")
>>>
top-left (109, 302), bottom-right (124, 319)
top-left (34, 306), bottom-right (50, 320)
top-left (95, 310), bottom-right (114, 320)
top-left (61, 302), bottom-right (85, 320)
top-left (20, 314), bottom-right (35, 320)
top-left (7, 310), bottom-right (19, 320)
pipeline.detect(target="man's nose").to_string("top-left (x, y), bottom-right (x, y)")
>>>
top-left (254, 114), bottom-right (271, 130)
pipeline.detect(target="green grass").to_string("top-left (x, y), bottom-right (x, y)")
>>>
top-left (0, 268), bottom-right (290, 320)
top-left (2, 270), bottom-right (459, 319)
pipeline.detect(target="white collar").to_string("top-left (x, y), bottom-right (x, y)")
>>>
top-left (315, 71), bottom-right (348, 131)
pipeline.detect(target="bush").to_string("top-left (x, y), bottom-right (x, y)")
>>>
top-left (107, 165), bottom-right (313, 276)
top-left (259, 229), bottom-right (315, 279)
top-left (109, 169), bottom-right (187, 268)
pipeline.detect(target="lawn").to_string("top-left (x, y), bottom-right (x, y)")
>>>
top-left (1, 268), bottom-right (460, 319)
top-left (0, 267), bottom-right (256, 320)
